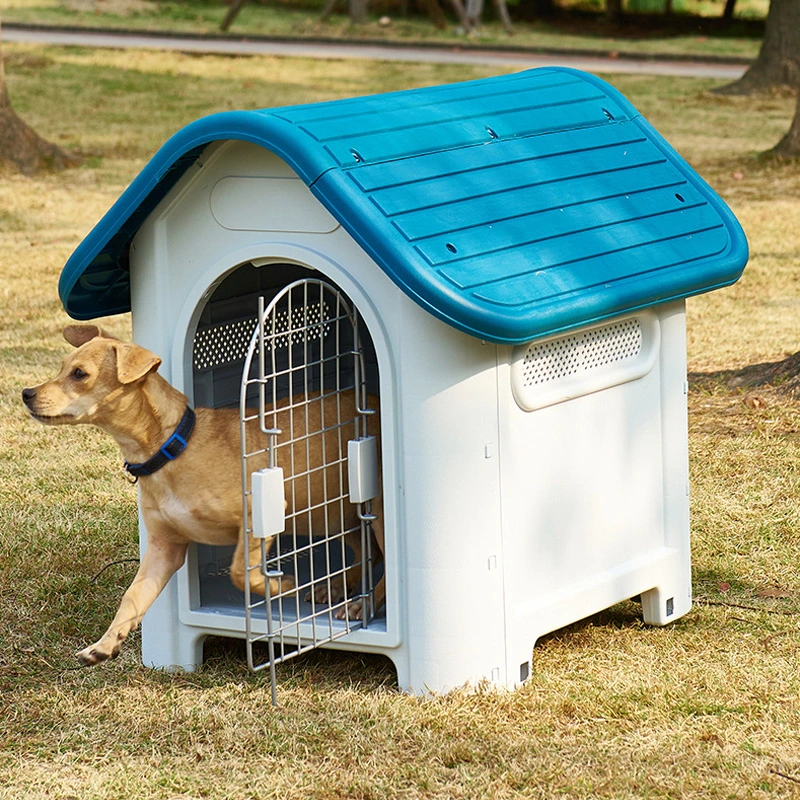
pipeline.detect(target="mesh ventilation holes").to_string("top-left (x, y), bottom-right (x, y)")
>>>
top-left (511, 314), bottom-right (658, 412)
top-left (521, 318), bottom-right (643, 388)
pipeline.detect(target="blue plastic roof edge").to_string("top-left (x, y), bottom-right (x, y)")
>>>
top-left (58, 109), bottom-right (340, 318)
top-left (59, 67), bottom-right (748, 344)
top-left (60, 69), bottom-right (562, 321)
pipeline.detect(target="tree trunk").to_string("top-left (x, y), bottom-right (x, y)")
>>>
top-left (220, 0), bottom-right (248, 32)
top-left (465, 0), bottom-right (483, 30)
top-left (715, 0), bottom-right (800, 94)
top-left (491, 0), bottom-right (514, 34)
top-left (417, 0), bottom-right (449, 29)
top-left (0, 24), bottom-right (79, 174)
top-left (450, 0), bottom-right (472, 30)
top-left (768, 89), bottom-right (800, 158)
top-left (349, 0), bottom-right (369, 24)
top-left (722, 0), bottom-right (737, 19)
top-left (606, 0), bottom-right (623, 21)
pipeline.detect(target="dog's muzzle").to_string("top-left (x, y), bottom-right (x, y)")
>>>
top-left (22, 387), bottom-right (37, 411)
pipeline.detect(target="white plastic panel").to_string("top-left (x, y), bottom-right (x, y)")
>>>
top-left (498, 301), bottom-right (692, 679)
top-left (211, 177), bottom-right (339, 233)
top-left (348, 436), bottom-right (379, 503)
top-left (251, 467), bottom-right (286, 539)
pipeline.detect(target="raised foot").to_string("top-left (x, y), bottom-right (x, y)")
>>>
top-left (76, 637), bottom-right (121, 666)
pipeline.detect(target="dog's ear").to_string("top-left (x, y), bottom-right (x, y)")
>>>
top-left (114, 342), bottom-right (162, 385)
top-left (63, 324), bottom-right (117, 347)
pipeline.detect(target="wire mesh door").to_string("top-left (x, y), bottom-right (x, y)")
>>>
top-left (239, 278), bottom-right (378, 701)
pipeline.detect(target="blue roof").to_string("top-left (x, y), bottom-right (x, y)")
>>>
top-left (59, 67), bottom-right (747, 344)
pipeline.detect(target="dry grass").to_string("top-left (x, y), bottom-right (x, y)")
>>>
top-left (2, 44), bottom-right (800, 799)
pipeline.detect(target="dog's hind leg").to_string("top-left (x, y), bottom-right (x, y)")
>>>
top-left (334, 514), bottom-right (386, 622)
top-left (77, 526), bottom-right (189, 665)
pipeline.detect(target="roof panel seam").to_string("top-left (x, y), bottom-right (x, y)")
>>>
top-left (350, 133), bottom-right (651, 192)
top-left (376, 156), bottom-right (671, 219)
top-left (307, 92), bottom-right (610, 145)
top-left (268, 75), bottom-right (582, 127)
top-left (401, 178), bottom-right (691, 243)
top-left (444, 220), bottom-right (727, 291)
top-left (471, 250), bottom-right (734, 310)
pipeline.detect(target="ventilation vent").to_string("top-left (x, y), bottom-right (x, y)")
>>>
top-left (193, 303), bottom-right (332, 371)
top-left (193, 317), bottom-right (257, 371)
top-left (521, 318), bottom-right (643, 387)
top-left (263, 302), bottom-right (331, 350)
top-left (511, 313), bottom-right (659, 411)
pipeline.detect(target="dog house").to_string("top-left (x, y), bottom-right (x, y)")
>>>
top-left (59, 67), bottom-right (747, 696)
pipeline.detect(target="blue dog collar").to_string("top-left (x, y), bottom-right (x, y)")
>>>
top-left (124, 406), bottom-right (196, 479)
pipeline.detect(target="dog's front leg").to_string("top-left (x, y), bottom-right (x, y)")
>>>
top-left (230, 530), bottom-right (294, 597)
top-left (77, 532), bottom-right (188, 665)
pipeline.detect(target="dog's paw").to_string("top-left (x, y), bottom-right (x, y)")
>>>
top-left (304, 583), bottom-right (347, 606)
top-left (334, 598), bottom-right (364, 621)
top-left (76, 640), bottom-right (120, 666)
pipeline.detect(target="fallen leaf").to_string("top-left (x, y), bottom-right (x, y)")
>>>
top-left (731, 171), bottom-right (744, 180)
top-left (757, 587), bottom-right (792, 599)
top-left (744, 394), bottom-right (768, 410)
top-left (718, 582), bottom-right (731, 593)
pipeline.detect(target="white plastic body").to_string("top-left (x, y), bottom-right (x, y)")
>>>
top-left (348, 437), bottom-right (379, 504)
top-left (251, 468), bottom-right (285, 539)
top-left (127, 140), bottom-right (693, 695)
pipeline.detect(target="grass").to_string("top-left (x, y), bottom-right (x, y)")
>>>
top-left (0, 0), bottom-right (767, 61)
top-left (2, 43), bottom-right (800, 798)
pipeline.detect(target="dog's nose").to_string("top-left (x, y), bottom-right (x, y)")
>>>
top-left (22, 387), bottom-right (36, 406)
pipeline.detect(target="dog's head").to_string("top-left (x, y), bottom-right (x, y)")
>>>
top-left (22, 325), bottom-right (162, 427)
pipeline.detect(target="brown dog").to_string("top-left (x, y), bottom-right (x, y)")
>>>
top-left (22, 324), bottom-right (384, 666)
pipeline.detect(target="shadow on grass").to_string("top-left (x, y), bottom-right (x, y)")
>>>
top-left (689, 351), bottom-right (800, 397)
top-left (200, 637), bottom-right (400, 693)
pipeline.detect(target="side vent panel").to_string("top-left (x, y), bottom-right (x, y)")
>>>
top-left (511, 312), bottom-right (660, 411)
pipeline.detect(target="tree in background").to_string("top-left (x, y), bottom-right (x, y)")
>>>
top-left (694, 0), bottom-right (800, 399)
top-left (714, 0), bottom-right (800, 158)
top-left (717, 0), bottom-right (799, 95)
top-left (0, 25), bottom-right (79, 174)
top-left (771, 95), bottom-right (800, 158)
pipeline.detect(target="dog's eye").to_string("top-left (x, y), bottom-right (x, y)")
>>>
top-left (71, 367), bottom-right (88, 381)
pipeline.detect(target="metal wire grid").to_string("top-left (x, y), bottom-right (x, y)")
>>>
top-left (239, 279), bottom-right (376, 701)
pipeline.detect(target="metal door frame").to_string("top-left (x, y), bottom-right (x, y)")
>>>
top-left (239, 278), bottom-right (377, 703)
